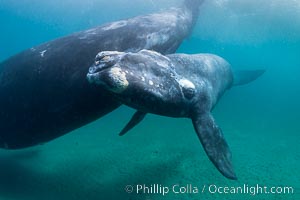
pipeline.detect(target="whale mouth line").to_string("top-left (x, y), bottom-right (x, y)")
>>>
top-left (88, 61), bottom-right (116, 75)
top-left (93, 64), bottom-right (112, 74)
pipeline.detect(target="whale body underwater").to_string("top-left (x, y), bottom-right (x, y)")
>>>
top-left (87, 50), bottom-right (265, 179)
top-left (0, 0), bottom-right (204, 149)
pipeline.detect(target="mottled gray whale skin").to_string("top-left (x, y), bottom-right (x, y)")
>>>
top-left (0, 0), bottom-right (204, 149)
top-left (87, 50), bottom-right (265, 180)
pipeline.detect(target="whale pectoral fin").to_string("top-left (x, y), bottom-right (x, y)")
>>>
top-left (192, 113), bottom-right (237, 180)
top-left (119, 111), bottom-right (147, 136)
top-left (233, 69), bottom-right (265, 86)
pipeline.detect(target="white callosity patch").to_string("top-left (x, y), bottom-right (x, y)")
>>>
top-left (178, 79), bottom-right (195, 90)
top-left (109, 67), bottom-right (129, 93)
top-left (84, 28), bottom-right (97, 34)
top-left (96, 51), bottom-right (123, 59)
top-left (102, 20), bottom-right (128, 31)
top-left (178, 78), bottom-right (196, 99)
top-left (79, 28), bottom-right (98, 40)
top-left (40, 50), bottom-right (47, 57)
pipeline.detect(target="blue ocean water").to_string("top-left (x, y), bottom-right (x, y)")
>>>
top-left (0, 0), bottom-right (299, 199)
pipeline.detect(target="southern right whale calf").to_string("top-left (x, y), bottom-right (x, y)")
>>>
top-left (87, 50), bottom-right (265, 179)
top-left (0, 0), bottom-right (203, 149)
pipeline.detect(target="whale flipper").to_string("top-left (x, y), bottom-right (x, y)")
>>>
top-left (192, 113), bottom-right (237, 180)
top-left (233, 70), bottom-right (265, 86)
top-left (119, 111), bottom-right (147, 136)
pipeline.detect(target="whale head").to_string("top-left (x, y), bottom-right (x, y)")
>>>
top-left (87, 51), bottom-right (129, 93)
top-left (87, 50), bottom-right (196, 116)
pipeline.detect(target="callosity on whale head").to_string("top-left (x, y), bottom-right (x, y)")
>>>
top-left (87, 50), bottom-right (196, 117)
top-left (87, 51), bottom-right (129, 93)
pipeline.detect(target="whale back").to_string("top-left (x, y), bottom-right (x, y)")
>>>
top-left (0, 1), bottom-right (203, 149)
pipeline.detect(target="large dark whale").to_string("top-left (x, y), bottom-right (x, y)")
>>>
top-left (87, 50), bottom-right (265, 180)
top-left (0, 0), bottom-right (204, 149)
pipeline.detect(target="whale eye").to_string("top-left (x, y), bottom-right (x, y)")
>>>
top-left (182, 87), bottom-right (195, 99)
top-left (178, 79), bottom-right (195, 100)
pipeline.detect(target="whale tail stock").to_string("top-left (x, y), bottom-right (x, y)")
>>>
top-left (233, 69), bottom-right (265, 86)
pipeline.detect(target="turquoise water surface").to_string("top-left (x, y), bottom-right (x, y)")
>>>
top-left (0, 0), bottom-right (299, 199)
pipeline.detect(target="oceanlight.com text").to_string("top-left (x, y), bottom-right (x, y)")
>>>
top-left (207, 184), bottom-right (294, 195)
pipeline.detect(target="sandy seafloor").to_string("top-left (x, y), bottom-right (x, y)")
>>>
top-left (0, 0), bottom-right (299, 199)
top-left (0, 106), bottom-right (299, 200)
